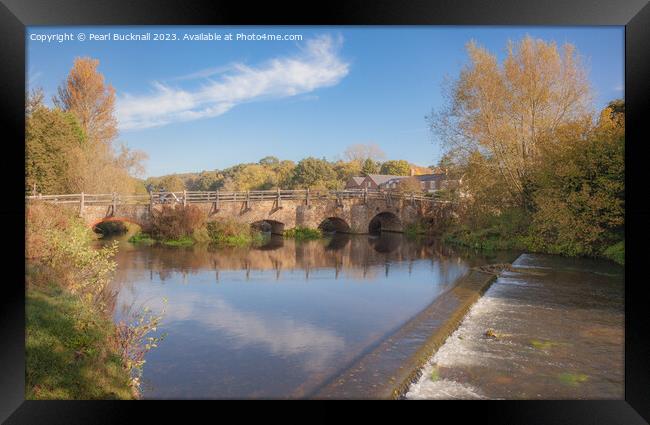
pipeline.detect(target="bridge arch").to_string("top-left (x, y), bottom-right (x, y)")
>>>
top-left (251, 219), bottom-right (285, 235)
top-left (90, 216), bottom-right (145, 231)
top-left (318, 217), bottom-right (351, 234)
top-left (368, 211), bottom-right (402, 234)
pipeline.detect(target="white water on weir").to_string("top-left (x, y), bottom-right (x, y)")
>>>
top-left (405, 253), bottom-right (624, 400)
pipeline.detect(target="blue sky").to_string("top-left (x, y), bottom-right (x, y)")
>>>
top-left (27, 26), bottom-right (624, 177)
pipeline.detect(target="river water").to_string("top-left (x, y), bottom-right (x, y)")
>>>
top-left (103, 233), bottom-right (495, 399)
top-left (405, 253), bottom-right (624, 399)
top-left (101, 234), bottom-right (623, 399)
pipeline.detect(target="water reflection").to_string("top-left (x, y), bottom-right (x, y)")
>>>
top-left (106, 233), bottom-right (480, 399)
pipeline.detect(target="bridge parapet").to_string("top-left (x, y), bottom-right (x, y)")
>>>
top-left (26, 189), bottom-right (441, 206)
top-left (26, 189), bottom-right (450, 234)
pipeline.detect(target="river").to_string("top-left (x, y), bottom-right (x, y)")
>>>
top-left (102, 233), bottom-right (501, 399)
top-left (100, 234), bottom-right (623, 399)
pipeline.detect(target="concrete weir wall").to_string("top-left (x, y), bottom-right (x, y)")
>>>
top-left (75, 197), bottom-right (428, 234)
top-left (312, 252), bottom-right (522, 399)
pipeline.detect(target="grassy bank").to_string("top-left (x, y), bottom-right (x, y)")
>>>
top-left (26, 202), bottom-right (164, 399)
top-left (283, 226), bottom-right (322, 240)
top-left (128, 232), bottom-right (196, 247)
top-left (161, 236), bottom-right (195, 247)
top-left (601, 241), bottom-right (625, 265)
top-left (443, 226), bottom-right (528, 252)
top-left (442, 223), bottom-right (624, 265)
top-left (26, 283), bottom-right (133, 399)
top-left (128, 232), bottom-right (156, 245)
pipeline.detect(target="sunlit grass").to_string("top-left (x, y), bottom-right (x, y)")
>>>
top-left (26, 284), bottom-right (133, 400)
top-left (283, 226), bottom-right (322, 240)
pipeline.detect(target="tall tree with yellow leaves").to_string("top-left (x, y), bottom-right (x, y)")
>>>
top-left (54, 57), bottom-right (117, 145)
top-left (430, 36), bottom-right (593, 209)
top-left (53, 57), bottom-right (146, 194)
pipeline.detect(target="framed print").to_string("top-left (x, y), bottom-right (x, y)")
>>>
top-left (2, 0), bottom-right (649, 423)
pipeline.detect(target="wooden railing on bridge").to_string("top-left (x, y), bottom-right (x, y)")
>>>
top-left (26, 189), bottom-right (446, 213)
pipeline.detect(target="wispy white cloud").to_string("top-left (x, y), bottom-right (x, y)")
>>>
top-left (27, 69), bottom-right (42, 87)
top-left (166, 64), bottom-right (236, 82)
top-left (614, 84), bottom-right (624, 92)
top-left (117, 34), bottom-right (349, 131)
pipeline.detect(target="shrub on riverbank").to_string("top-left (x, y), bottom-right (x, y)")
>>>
top-left (26, 202), bottom-right (163, 398)
top-left (150, 204), bottom-right (206, 240)
top-left (206, 219), bottom-right (266, 246)
top-left (283, 226), bottom-right (322, 240)
top-left (27, 203), bottom-right (118, 312)
top-left (602, 240), bottom-right (625, 265)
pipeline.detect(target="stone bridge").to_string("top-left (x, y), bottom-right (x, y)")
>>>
top-left (27, 190), bottom-right (443, 234)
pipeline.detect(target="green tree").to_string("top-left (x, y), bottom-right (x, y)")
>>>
top-left (259, 156), bottom-right (280, 166)
top-left (361, 158), bottom-right (379, 175)
top-left (529, 102), bottom-right (624, 256)
top-left (26, 92), bottom-right (85, 194)
top-left (380, 160), bottom-right (411, 176)
top-left (292, 157), bottom-right (338, 189)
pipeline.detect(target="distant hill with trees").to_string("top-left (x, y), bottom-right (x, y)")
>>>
top-left (143, 148), bottom-right (432, 192)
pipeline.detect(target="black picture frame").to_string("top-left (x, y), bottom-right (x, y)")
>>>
top-left (2, 0), bottom-right (648, 423)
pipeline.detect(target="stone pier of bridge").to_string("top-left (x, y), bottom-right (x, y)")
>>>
top-left (74, 197), bottom-right (431, 235)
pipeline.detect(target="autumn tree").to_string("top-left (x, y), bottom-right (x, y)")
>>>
top-left (333, 160), bottom-right (362, 182)
top-left (54, 57), bottom-right (117, 145)
top-left (343, 143), bottom-right (385, 163)
top-left (380, 160), bottom-right (411, 176)
top-left (259, 156), bottom-right (280, 166)
top-left (187, 171), bottom-right (224, 191)
top-left (397, 177), bottom-right (423, 193)
top-left (156, 175), bottom-right (186, 192)
top-left (272, 160), bottom-right (297, 189)
top-left (52, 57), bottom-right (147, 194)
top-left (430, 36), bottom-right (592, 209)
top-left (222, 164), bottom-right (276, 191)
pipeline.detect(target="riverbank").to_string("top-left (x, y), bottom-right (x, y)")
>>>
top-left (312, 250), bottom-right (519, 399)
top-left (443, 224), bottom-right (625, 266)
top-left (406, 253), bottom-right (624, 399)
top-left (26, 283), bottom-right (134, 399)
top-left (25, 203), bottom-right (156, 400)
